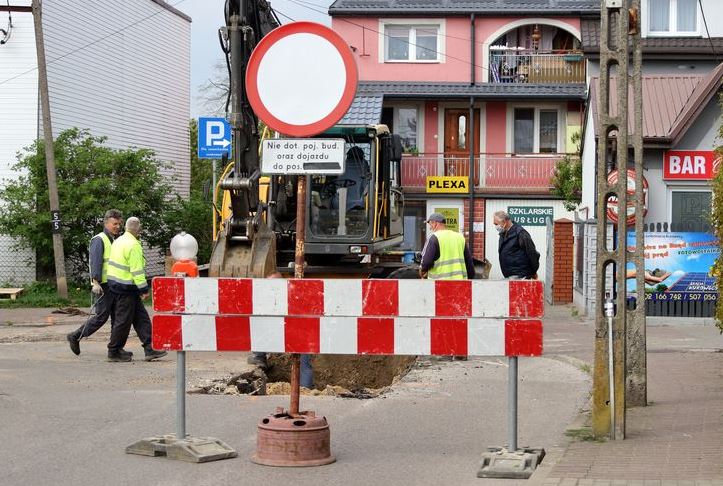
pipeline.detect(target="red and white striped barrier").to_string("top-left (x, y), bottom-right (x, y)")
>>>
top-left (152, 315), bottom-right (541, 356)
top-left (151, 278), bottom-right (544, 357)
top-left (152, 278), bottom-right (543, 318)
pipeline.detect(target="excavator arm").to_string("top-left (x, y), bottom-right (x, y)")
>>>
top-left (208, 0), bottom-right (279, 277)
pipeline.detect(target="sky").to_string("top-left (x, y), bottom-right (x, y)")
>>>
top-left (175, 0), bottom-right (335, 117)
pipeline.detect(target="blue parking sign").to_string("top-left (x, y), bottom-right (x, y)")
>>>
top-left (198, 117), bottom-right (232, 159)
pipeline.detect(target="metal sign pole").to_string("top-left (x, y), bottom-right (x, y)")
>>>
top-left (290, 175), bottom-right (306, 417)
top-left (508, 356), bottom-right (518, 452)
top-left (177, 351), bottom-right (186, 440)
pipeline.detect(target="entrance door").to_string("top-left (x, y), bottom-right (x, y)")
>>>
top-left (444, 109), bottom-right (480, 185)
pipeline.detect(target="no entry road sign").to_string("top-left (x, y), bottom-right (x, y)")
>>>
top-left (245, 22), bottom-right (358, 137)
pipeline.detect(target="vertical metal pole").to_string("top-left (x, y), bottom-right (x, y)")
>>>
top-left (508, 356), bottom-right (518, 452)
top-left (290, 175), bottom-right (307, 416)
top-left (176, 351), bottom-right (186, 439)
top-left (605, 294), bottom-right (615, 436)
top-left (32, 0), bottom-right (68, 298)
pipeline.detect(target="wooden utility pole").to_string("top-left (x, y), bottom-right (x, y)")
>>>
top-left (32, 0), bottom-right (68, 298)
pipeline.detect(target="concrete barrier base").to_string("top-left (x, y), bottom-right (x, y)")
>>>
top-left (477, 446), bottom-right (545, 479)
top-left (125, 434), bottom-right (237, 463)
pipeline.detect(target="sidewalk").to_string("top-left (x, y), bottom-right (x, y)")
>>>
top-left (538, 305), bottom-right (723, 485)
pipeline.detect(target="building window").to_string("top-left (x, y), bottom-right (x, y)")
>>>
top-left (671, 190), bottom-right (711, 231)
top-left (648, 0), bottom-right (698, 34)
top-left (384, 24), bottom-right (440, 62)
top-left (513, 107), bottom-right (559, 154)
top-left (383, 105), bottom-right (419, 152)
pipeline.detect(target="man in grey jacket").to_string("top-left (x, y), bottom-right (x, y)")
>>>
top-left (66, 209), bottom-right (123, 355)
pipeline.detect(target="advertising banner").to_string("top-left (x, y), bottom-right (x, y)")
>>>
top-left (626, 231), bottom-right (719, 302)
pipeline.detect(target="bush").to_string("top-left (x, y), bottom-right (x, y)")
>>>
top-left (0, 128), bottom-right (175, 280)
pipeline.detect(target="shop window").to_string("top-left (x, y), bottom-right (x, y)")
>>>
top-left (671, 191), bottom-right (711, 231)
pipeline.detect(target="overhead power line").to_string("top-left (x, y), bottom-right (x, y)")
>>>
top-left (0, 0), bottom-right (188, 86)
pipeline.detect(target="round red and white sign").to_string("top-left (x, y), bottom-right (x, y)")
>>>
top-left (606, 169), bottom-right (649, 226)
top-left (245, 22), bottom-right (358, 137)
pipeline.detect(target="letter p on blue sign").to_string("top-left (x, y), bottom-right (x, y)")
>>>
top-left (198, 117), bottom-right (232, 159)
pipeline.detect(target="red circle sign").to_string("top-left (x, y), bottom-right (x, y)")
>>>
top-left (245, 22), bottom-right (358, 137)
top-left (606, 169), bottom-right (649, 225)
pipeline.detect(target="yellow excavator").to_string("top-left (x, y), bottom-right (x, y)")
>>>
top-left (208, 0), bottom-right (405, 279)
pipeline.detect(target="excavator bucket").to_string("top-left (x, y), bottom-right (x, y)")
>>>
top-left (208, 221), bottom-right (277, 278)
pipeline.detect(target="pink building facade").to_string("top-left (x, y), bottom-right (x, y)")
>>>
top-left (329, 0), bottom-right (594, 279)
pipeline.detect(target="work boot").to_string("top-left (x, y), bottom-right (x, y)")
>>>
top-left (144, 349), bottom-right (167, 361)
top-left (247, 352), bottom-right (268, 369)
top-left (67, 332), bottom-right (81, 356)
top-left (108, 349), bottom-right (133, 362)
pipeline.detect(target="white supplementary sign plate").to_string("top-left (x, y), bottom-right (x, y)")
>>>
top-left (261, 139), bottom-right (346, 175)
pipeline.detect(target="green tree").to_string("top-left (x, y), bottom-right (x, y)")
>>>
top-left (711, 96), bottom-right (723, 332)
top-left (158, 119), bottom-right (218, 265)
top-left (0, 128), bottom-right (174, 280)
top-left (550, 131), bottom-right (583, 211)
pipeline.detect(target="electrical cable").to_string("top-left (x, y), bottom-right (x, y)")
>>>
top-left (698, 0), bottom-right (718, 62)
top-left (0, 0), bottom-right (188, 86)
top-left (0, 0), bottom-right (12, 45)
top-left (276, 0), bottom-right (494, 74)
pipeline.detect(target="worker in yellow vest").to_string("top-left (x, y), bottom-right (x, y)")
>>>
top-left (106, 217), bottom-right (167, 362)
top-left (67, 209), bottom-right (123, 356)
top-left (420, 212), bottom-right (475, 280)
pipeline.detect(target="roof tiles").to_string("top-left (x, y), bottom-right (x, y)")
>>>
top-left (329, 0), bottom-right (599, 15)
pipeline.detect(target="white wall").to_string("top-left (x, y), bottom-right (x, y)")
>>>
top-left (0, 7), bottom-right (38, 284)
top-left (484, 199), bottom-right (576, 282)
top-left (42, 0), bottom-right (191, 197)
top-left (580, 106), bottom-right (597, 218)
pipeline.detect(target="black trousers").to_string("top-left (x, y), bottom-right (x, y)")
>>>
top-left (70, 284), bottom-right (115, 339)
top-left (108, 292), bottom-right (152, 351)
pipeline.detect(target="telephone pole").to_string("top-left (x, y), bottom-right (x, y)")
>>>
top-left (32, 0), bottom-right (68, 298)
top-left (593, 0), bottom-right (645, 439)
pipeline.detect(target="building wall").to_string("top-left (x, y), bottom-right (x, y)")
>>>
top-left (42, 0), bottom-right (191, 197)
top-left (332, 16), bottom-right (581, 82)
top-left (641, 0), bottom-right (723, 38)
top-left (0, 6), bottom-right (38, 284)
top-left (484, 198), bottom-right (575, 282)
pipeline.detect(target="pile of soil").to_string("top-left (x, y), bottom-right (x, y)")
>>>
top-left (266, 354), bottom-right (416, 390)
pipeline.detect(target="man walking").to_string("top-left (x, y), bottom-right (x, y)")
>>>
top-left (493, 210), bottom-right (539, 279)
top-left (106, 217), bottom-right (166, 362)
top-left (67, 209), bottom-right (123, 356)
top-left (420, 212), bottom-right (475, 280)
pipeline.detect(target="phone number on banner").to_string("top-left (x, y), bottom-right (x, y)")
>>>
top-left (645, 292), bottom-right (718, 302)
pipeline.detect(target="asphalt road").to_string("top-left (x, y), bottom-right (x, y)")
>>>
top-left (0, 337), bottom-right (589, 486)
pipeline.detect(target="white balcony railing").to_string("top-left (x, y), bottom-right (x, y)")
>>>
top-left (401, 153), bottom-right (570, 192)
top-left (489, 50), bottom-right (585, 84)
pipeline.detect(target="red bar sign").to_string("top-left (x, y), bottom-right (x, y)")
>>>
top-left (663, 151), bottom-right (720, 180)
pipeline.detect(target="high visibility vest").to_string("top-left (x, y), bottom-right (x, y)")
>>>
top-left (89, 232), bottom-right (112, 283)
top-left (428, 229), bottom-right (468, 280)
top-left (107, 232), bottom-right (148, 292)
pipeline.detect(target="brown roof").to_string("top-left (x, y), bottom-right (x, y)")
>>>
top-left (581, 19), bottom-right (723, 56)
top-left (589, 63), bottom-right (723, 145)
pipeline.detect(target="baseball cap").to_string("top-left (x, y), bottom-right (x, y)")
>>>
top-left (426, 212), bottom-right (445, 223)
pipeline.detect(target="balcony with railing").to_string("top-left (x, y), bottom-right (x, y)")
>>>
top-left (401, 153), bottom-right (570, 193)
top-left (489, 49), bottom-right (586, 84)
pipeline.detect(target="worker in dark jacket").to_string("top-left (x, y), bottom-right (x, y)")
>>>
top-left (66, 209), bottom-right (123, 356)
top-left (493, 210), bottom-right (539, 279)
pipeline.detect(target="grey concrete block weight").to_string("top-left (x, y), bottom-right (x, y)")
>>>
top-left (477, 446), bottom-right (545, 479)
top-left (125, 434), bottom-right (238, 463)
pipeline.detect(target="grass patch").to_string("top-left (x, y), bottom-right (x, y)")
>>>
top-left (565, 426), bottom-right (606, 443)
top-left (578, 363), bottom-right (592, 375)
top-left (0, 281), bottom-right (91, 308)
